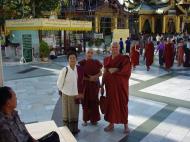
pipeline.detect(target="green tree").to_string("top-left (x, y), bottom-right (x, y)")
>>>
top-left (28, 0), bottom-right (60, 18)
top-left (0, 0), bottom-right (27, 31)
top-left (0, 0), bottom-right (60, 33)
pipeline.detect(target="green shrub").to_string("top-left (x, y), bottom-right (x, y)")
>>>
top-left (40, 40), bottom-right (50, 58)
top-left (88, 39), bottom-right (94, 47)
top-left (94, 38), bottom-right (103, 47)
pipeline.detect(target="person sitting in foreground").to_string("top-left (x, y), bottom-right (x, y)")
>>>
top-left (0, 86), bottom-right (60, 142)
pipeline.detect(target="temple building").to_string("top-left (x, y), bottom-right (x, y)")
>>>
top-left (127, 0), bottom-right (190, 34)
top-left (61, 0), bottom-right (128, 36)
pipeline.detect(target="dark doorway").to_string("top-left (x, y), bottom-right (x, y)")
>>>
top-left (142, 19), bottom-right (151, 34)
top-left (100, 17), bottom-right (112, 36)
top-left (155, 17), bottom-right (163, 34)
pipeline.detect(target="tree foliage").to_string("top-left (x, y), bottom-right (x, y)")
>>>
top-left (0, 0), bottom-right (60, 27)
top-left (28, 0), bottom-right (60, 18)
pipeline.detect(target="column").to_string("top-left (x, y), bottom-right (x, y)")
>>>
top-left (152, 16), bottom-right (155, 33)
top-left (163, 16), bottom-right (166, 33)
top-left (0, 41), bottom-right (4, 87)
top-left (95, 15), bottom-right (99, 33)
top-left (125, 18), bottom-right (129, 29)
top-left (98, 16), bottom-right (101, 32)
top-left (139, 16), bottom-right (142, 33)
top-left (114, 17), bottom-right (117, 29)
top-left (176, 16), bottom-right (180, 33)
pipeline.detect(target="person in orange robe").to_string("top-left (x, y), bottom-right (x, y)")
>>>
top-left (101, 42), bottom-right (131, 133)
top-left (79, 49), bottom-right (102, 126)
top-left (164, 38), bottom-right (174, 71)
top-left (177, 39), bottom-right (184, 67)
top-left (131, 41), bottom-right (140, 70)
top-left (144, 39), bottom-right (154, 71)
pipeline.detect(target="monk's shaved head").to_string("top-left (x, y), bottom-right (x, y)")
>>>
top-left (86, 48), bottom-right (94, 59)
top-left (86, 48), bottom-right (94, 54)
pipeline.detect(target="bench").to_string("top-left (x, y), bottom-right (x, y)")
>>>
top-left (25, 121), bottom-right (77, 142)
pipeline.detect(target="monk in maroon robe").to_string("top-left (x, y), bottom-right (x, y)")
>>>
top-left (164, 39), bottom-right (174, 71)
top-left (79, 49), bottom-right (102, 126)
top-left (101, 42), bottom-right (131, 133)
top-left (144, 39), bottom-right (154, 71)
top-left (131, 41), bottom-right (140, 70)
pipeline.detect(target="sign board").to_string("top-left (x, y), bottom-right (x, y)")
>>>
top-left (70, 20), bottom-right (92, 31)
top-left (42, 19), bottom-right (70, 29)
top-left (112, 29), bottom-right (129, 42)
top-left (94, 33), bottom-right (103, 39)
top-left (6, 19), bottom-right (41, 28)
top-left (6, 19), bottom-right (92, 31)
top-left (22, 34), bottom-right (32, 62)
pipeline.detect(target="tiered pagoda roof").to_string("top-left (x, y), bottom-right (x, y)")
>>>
top-left (128, 0), bottom-right (188, 15)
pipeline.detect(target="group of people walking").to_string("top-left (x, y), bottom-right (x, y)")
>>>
top-left (57, 42), bottom-right (131, 135)
top-left (119, 34), bottom-right (190, 72)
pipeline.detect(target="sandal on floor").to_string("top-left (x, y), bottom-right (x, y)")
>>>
top-left (82, 122), bottom-right (88, 126)
top-left (123, 128), bottom-right (130, 134)
top-left (104, 125), bottom-right (114, 132)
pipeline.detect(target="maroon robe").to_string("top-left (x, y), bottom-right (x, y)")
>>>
top-left (164, 43), bottom-right (174, 69)
top-left (145, 42), bottom-right (154, 67)
top-left (103, 54), bottom-right (131, 124)
top-left (131, 45), bottom-right (140, 67)
top-left (79, 59), bottom-right (102, 123)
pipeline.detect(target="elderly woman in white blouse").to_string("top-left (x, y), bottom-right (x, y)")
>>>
top-left (57, 51), bottom-right (84, 135)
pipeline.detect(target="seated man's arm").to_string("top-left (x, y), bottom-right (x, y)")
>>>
top-left (0, 128), bottom-right (17, 142)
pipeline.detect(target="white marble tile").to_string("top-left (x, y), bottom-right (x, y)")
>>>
top-left (182, 131), bottom-right (190, 142)
top-left (140, 75), bottom-right (190, 101)
top-left (140, 128), bottom-right (170, 142)
top-left (177, 70), bottom-right (190, 75)
top-left (129, 79), bottom-right (139, 86)
top-left (59, 127), bottom-right (77, 142)
top-left (77, 96), bottom-right (166, 142)
top-left (31, 65), bottom-right (60, 74)
top-left (5, 75), bottom-right (59, 123)
top-left (26, 121), bottom-right (71, 142)
top-left (131, 65), bottom-right (168, 81)
top-left (45, 105), bottom-right (55, 111)
top-left (128, 96), bottom-right (166, 130)
top-left (140, 107), bottom-right (190, 142)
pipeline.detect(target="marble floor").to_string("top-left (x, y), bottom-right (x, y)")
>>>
top-left (5, 74), bottom-right (140, 123)
top-left (140, 75), bottom-right (190, 102)
top-left (76, 96), bottom-right (166, 142)
top-left (3, 55), bottom-right (190, 142)
top-left (131, 65), bottom-right (168, 81)
top-left (141, 107), bottom-right (190, 142)
top-left (5, 75), bottom-right (59, 123)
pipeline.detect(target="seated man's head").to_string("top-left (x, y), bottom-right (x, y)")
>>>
top-left (0, 86), bottom-right (17, 113)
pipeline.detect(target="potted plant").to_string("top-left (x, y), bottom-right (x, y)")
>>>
top-left (88, 39), bottom-right (94, 47)
top-left (94, 38), bottom-right (104, 54)
top-left (39, 40), bottom-right (50, 62)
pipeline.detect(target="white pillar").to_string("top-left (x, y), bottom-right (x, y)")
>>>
top-left (0, 41), bottom-right (4, 87)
